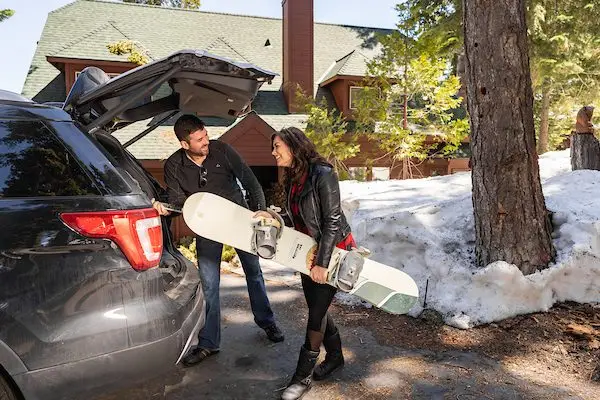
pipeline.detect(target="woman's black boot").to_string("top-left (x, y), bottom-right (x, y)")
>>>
top-left (313, 331), bottom-right (344, 381)
top-left (281, 346), bottom-right (319, 400)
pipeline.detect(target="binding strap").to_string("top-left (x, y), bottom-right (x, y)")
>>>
top-left (328, 247), bottom-right (370, 292)
top-left (251, 207), bottom-right (284, 259)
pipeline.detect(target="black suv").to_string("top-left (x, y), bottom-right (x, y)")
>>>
top-left (0, 50), bottom-right (276, 400)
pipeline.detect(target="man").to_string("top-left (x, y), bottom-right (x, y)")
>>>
top-left (154, 114), bottom-right (284, 366)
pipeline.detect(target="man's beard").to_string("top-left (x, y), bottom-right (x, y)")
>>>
top-left (188, 146), bottom-right (209, 157)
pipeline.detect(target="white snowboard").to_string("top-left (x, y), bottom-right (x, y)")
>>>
top-left (182, 192), bottom-right (419, 314)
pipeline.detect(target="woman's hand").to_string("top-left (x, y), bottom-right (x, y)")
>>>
top-left (310, 266), bottom-right (329, 284)
top-left (253, 210), bottom-right (272, 219)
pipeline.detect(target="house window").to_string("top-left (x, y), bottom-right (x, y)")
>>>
top-left (372, 167), bottom-right (390, 181)
top-left (348, 166), bottom-right (368, 181)
top-left (349, 86), bottom-right (365, 110)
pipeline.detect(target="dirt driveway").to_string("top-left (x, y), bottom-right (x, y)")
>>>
top-left (98, 271), bottom-right (599, 400)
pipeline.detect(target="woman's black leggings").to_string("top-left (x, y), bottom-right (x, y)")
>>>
top-left (301, 274), bottom-right (338, 351)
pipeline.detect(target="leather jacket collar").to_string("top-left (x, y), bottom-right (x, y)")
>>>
top-left (285, 162), bottom-right (352, 268)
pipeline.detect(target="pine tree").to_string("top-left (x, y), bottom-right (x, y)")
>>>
top-left (295, 89), bottom-right (361, 176)
top-left (529, 1), bottom-right (600, 153)
top-left (353, 1), bottom-right (468, 179)
top-left (464, 0), bottom-right (555, 274)
top-left (0, 9), bottom-right (15, 23)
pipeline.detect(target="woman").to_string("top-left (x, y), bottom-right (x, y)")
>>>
top-left (257, 127), bottom-right (356, 400)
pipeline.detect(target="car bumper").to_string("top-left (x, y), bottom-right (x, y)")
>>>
top-left (13, 291), bottom-right (205, 400)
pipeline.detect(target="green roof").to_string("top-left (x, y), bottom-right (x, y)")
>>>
top-left (319, 50), bottom-right (372, 84)
top-left (23, 0), bottom-right (387, 159)
top-left (48, 21), bottom-right (136, 61)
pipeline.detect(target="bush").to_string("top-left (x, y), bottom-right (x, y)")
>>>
top-left (222, 245), bottom-right (236, 262)
top-left (177, 236), bottom-right (197, 264)
top-left (176, 236), bottom-right (237, 264)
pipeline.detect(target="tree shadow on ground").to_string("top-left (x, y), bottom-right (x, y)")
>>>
top-left (333, 300), bottom-right (600, 400)
top-left (94, 275), bottom-right (599, 400)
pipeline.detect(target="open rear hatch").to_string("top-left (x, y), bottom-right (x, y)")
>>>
top-left (63, 49), bottom-right (277, 134)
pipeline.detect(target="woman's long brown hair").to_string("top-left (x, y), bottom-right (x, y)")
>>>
top-left (272, 127), bottom-right (330, 184)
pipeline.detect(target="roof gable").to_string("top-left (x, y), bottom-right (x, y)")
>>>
top-left (220, 112), bottom-right (273, 144)
top-left (49, 21), bottom-right (141, 62)
top-left (218, 112), bottom-right (277, 166)
top-left (206, 37), bottom-right (252, 63)
top-left (319, 50), bottom-right (372, 85)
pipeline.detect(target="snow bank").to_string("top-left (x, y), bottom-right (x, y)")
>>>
top-left (337, 149), bottom-right (600, 328)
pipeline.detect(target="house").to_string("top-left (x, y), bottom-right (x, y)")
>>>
top-left (23, 0), bottom-right (469, 239)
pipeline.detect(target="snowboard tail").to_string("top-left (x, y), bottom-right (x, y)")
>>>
top-left (351, 278), bottom-right (416, 314)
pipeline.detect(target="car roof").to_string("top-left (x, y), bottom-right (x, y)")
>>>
top-left (0, 89), bottom-right (33, 103)
top-left (0, 90), bottom-right (72, 121)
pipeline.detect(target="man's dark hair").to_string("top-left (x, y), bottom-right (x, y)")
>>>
top-left (174, 114), bottom-right (206, 142)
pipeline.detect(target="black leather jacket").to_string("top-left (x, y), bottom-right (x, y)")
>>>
top-left (285, 162), bottom-right (352, 268)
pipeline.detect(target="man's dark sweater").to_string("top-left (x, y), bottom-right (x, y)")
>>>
top-left (163, 140), bottom-right (266, 211)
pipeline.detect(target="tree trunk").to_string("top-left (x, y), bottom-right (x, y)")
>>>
top-left (463, 0), bottom-right (555, 275)
top-left (401, 157), bottom-right (409, 179)
top-left (538, 86), bottom-right (551, 154)
top-left (571, 133), bottom-right (600, 170)
top-left (403, 93), bottom-right (408, 130)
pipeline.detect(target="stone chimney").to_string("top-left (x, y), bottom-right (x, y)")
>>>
top-left (282, 0), bottom-right (314, 113)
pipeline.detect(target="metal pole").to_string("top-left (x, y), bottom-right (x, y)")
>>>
top-left (123, 110), bottom-right (179, 148)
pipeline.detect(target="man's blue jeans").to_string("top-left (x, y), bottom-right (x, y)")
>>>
top-left (195, 235), bottom-right (275, 350)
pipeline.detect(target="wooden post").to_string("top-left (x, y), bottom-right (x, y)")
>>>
top-left (570, 106), bottom-right (599, 170)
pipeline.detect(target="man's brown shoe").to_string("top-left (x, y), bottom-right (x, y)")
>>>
top-left (264, 323), bottom-right (284, 342)
top-left (181, 347), bottom-right (219, 367)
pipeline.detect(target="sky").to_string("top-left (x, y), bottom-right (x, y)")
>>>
top-left (258, 149), bottom-right (600, 328)
top-left (0, 0), bottom-right (400, 94)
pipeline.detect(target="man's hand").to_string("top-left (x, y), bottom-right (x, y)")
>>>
top-left (151, 199), bottom-right (171, 216)
top-left (310, 266), bottom-right (328, 285)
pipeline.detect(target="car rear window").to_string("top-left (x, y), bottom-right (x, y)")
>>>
top-left (0, 120), bottom-right (101, 197)
top-left (50, 121), bottom-right (135, 195)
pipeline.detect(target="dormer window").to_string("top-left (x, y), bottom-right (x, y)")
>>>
top-left (349, 86), bottom-right (364, 110)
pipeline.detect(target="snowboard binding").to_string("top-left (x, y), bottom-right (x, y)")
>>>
top-left (329, 246), bottom-right (370, 292)
top-left (251, 206), bottom-right (284, 259)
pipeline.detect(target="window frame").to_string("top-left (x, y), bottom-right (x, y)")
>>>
top-left (349, 86), bottom-right (364, 110)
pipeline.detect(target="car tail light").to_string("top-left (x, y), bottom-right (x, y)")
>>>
top-left (60, 208), bottom-right (163, 271)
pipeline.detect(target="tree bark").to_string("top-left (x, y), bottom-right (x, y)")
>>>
top-left (571, 133), bottom-right (600, 170)
top-left (401, 157), bottom-right (410, 179)
top-left (538, 86), bottom-right (551, 154)
top-left (463, 0), bottom-right (555, 275)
